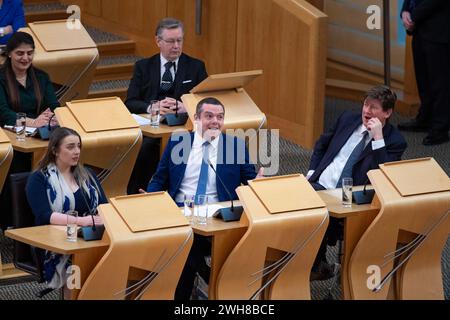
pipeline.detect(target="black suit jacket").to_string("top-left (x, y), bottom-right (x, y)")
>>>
top-left (401, 0), bottom-right (450, 43)
top-left (308, 111), bottom-right (407, 186)
top-left (125, 53), bottom-right (208, 114)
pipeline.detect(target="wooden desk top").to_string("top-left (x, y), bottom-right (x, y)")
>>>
top-left (3, 129), bottom-right (48, 153)
top-left (139, 114), bottom-right (190, 138)
top-left (5, 225), bottom-right (109, 255)
top-left (317, 187), bottom-right (380, 218)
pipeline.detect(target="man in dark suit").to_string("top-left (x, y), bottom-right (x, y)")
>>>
top-left (147, 97), bottom-right (263, 299)
top-left (397, 0), bottom-right (450, 145)
top-left (125, 17), bottom-right (208, 194)
top-left (308, 85), bottom-right (407, 280)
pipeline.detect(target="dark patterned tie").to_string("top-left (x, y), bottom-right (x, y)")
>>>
top-left (161, 61), bottom-right (174, 92)
top-left (336, 131), bottom-right (369, 188)
top-left (409, 0), bottom-right (416, 11)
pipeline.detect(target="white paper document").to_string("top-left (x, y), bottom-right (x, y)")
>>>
top-left (132, 114), bottom-right (151, 126)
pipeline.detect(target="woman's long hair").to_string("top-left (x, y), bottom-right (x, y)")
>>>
top-left (2, 31), bottom-right (43, 113)
top-left (38, 127), bottom-right (101, 194)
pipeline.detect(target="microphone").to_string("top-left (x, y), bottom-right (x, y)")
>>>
top-left (37, 113), bottom-right (58, 140)
top-left (77, 187), bottom-right (105, 241)
top-left (207, 161), bottom-right (244, 222)
top-left (352, 177), bottom-right (375, 205)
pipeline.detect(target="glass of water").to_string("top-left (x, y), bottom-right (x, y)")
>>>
top-left (66, 210), bottom-right (78, 242)
top-left (195, 195), bottom-right (208, 226)
top-left (15, 112), bottom-right (26, 141)
top-left (150, 100), bottom-right (160, 128)
top-left (342, 177), bottom-right (353, 207)
top-left (184, 194), bottom-right (195, 225)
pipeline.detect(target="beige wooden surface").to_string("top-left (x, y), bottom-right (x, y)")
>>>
top-left (66, 97), bottom-right (139, 133)
top-left (78, 202), bottom-right (193, 300)
top-left (380, 158), bottom-right (450, 196)
top-left (249, 174), bottom-right (325, 213)
top-left (110, 192), bottom-right (188, 232)
top-left (215, 184), bottom-right (328, 299)
top-left (28, 20), bottom-right (96, 51)
top-left (21, 24), bottom-right (99, 105)
top-left (0, 129), bottom-right (13, 278)
top-left (5, 225), bottom-right (109, 299)
top-left (349, 166), bottom-right (450, 300)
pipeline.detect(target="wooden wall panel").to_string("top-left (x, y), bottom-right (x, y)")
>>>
top-left (236, 0), bottom-right (327, 148)
top-left (167, 0), bottom-right (237, 74)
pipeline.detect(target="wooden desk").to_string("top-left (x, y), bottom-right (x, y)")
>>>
top-left (317, 187), bottom-right (380, 300)
top-left (139, 114), bottom-right (191, 155)
top-left (3, 130), bottom-right (48, 169)
top-left (5, 225), bottom-right (109, 299)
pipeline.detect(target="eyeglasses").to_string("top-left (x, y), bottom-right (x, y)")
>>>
top-left (159, 38), bottom-right (184, 45)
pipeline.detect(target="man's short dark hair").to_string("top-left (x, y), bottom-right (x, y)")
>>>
top-left (364, 85), bottom-right (397, 111)
top-left (196, 97), bottom-right (225, 116)
top-left (155, 18), bottom-right (184, 37)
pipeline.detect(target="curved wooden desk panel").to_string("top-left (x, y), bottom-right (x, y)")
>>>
top-left (349, 169), bottom-right (450, 300)
top-left (78, 203), bottom-right (193, 300)
top-left (215, 185), bottom-right (328, 300)
top-left (0, 129), bottom-right (13, 192)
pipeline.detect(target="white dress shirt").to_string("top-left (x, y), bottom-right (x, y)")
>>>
top-left (307, 124), bottom-right (385, 189)
top-left (175, 132), bottom-right (220, 203)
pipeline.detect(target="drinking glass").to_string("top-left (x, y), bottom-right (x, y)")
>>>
top-left (195, 195), bottom-right (208, 226)
top-left (183, 194), bottom-right (195, 225)
top-left (150, 100), bottom-right (160, 128)
top-left (15, 112), bottom-right (26, 141)
top-left (66, 210), bottom-right (78, 242)
top-left (342, 177), bottom-right (353, 207)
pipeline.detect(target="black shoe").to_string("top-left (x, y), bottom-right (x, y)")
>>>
top-left (397, 120), bottom-right (429, 132)
top-left (310, 261), bottom-right (340, 281)
top-left (422, 132), bottom-right (450, 146)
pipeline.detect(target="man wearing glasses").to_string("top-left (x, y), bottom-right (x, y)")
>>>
top-left (126, 18), bottom-right (208, 194)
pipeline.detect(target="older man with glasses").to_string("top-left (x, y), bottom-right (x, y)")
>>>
top-left (125, 17), bottom-right (208, 194)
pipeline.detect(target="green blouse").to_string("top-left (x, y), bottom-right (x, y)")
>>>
top-left (0, 67), bottom-right (60, 126)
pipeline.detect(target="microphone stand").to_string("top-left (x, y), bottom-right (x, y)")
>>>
top-left (207, 161), bottom-right (244, 222)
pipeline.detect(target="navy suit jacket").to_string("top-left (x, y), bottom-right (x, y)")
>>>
top-left (147, 132), bottom-right (257, 201)
top-left (309, 111), bottom-right (407, 186)
top-left (125, 53), bottom-right (207, 114)
top-left (401, 0), bottom-right (450, 44)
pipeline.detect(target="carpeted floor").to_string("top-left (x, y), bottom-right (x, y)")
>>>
top-left (1, 97), bottom-right (449, 300)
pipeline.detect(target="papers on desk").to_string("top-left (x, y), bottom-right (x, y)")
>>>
top-left (132, 114), bottom-right (151, 126)
top-left (4, 125), bottom-right (37, 136)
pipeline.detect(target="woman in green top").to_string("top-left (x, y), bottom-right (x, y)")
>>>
top-left (0, 31), bottom-right (60, 230)
top-left (0, 31), bottom-right (59, 127)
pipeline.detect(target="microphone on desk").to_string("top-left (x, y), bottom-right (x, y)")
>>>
top-left (78, 189), bottom-right (105, 241)
top-left (352, 178), bottom-right (375, 205)
top-left (207, 161), bottom-right (244, 222)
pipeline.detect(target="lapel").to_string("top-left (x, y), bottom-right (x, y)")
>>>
top-left (173, 132), bottom-right (195, 189)
top-left (149, 55), bottom-right (161, 96)
top-left (173, 54), bottom-right (187, 98)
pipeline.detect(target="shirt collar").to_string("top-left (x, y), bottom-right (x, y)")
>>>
top-left (160, 54), bottom-right (179, 71)
top-left (194, 131), bottom-right (220, 150)
top-left (358, 124), bottom-right (372, 140)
